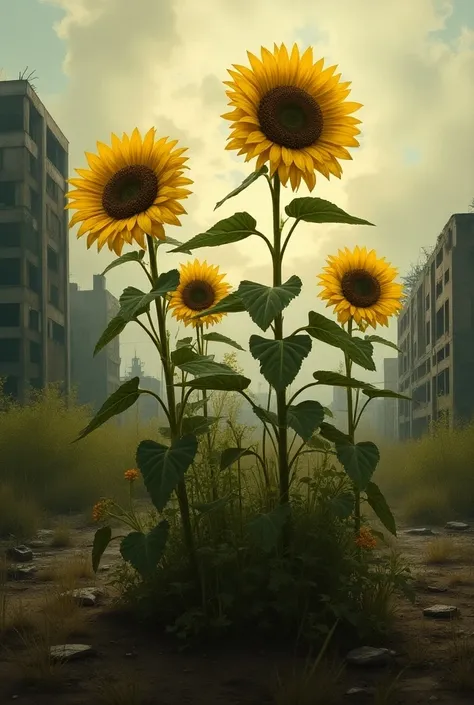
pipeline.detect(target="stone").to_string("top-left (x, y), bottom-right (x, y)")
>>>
top-left (7, 565), bottom-right (37, 580)
top-left (423, 604), bottom-right (458, 619)
top-left (345, 686), bottom-right (375, 698)
top-left (49, 644), bottom-right (96, 662)
top-left (98, 564), bottom-right (111, 572)
top-left (36, 529), bottom-right (53, 538)
top-left (405, 528), bottom-right (435, 536)
top-left (445, 521), bottom-right (470, 531)
top-left (346, 646), bottom-right (393, 667)
top-left (426, 585), bottom-right (448, 593)
top-left (28, 540), bottom-right (47, 549)
top-left (6, 545), bottom-right (33, 562)
top-left (63, 587), bottom-right (104, 607)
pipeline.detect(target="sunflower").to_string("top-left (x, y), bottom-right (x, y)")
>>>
top-left (168, 260), bottom-right (232, 328)
top-left (222, 43), bottom-right (362, 191)
top-left (65, 128), bottom-right (193, 255)
top-left (318, 246), bottom-right (404, 328)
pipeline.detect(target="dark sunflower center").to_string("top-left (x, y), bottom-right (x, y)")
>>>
top-left (182, 281), bottom-right (216, 311)
top-left (102, 164), bottom-right (158, 220)
top-left (341, 269), bottom-right (381, 308)
top-left (257, 86), bottom-right (323, 150)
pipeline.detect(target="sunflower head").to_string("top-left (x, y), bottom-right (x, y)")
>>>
top-left (318, 246), bottom-right (404, 329)
top-left (222, 43), bottom-right (362, 191)
top-left (168, 260), bottom-right (232, 328)
top-left (65, 128), bottom-right (193, 255)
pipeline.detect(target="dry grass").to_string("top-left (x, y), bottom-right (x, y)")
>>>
top-left (447, 568), bottom-right (474, 587)
top-left (373, 670), bottom-right (406, 705)
top-left (50, 523), bottom-right (74, 548)
top-left (37, 552), bottom-right (95, 585)
top-left (97, 678), bottom-right (146, 705)
top-left (424, 538), bottom-right (474, 565)
top-left (446, 633), bottom-right (474, 692)
top-left (272, 660), bottom-right (344, 705)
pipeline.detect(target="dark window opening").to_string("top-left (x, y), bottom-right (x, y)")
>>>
top-left (28, 152), bottom-right (39, 180)
top-left (0, 258), bottom-right (21, 285)
top-left (0, 182), bottom-right (16, 208)
top-left (0, 303), bottom-right (20, 327)
top-left (0, 338), bottom-right (20, 362)
top-left (444, 269), bottom-right (450, 284)
top-left (444, 343), bottom-right (450, 358)
top-left (28, 102), bottom-right (42, 144)
top-left (49, 283), bottom-right (60, 309)
top-left (425, 321), bottom-right (430, 346)
top-left (46, 175), bottom-right (58, 200)
top-left (437, 368), bottom-right (450, 396)
top-left (47, 246), bottom-right (59, 272)
top-left (29, 309), bottom-right (40, 331)
top-left (26, 226), bottom-right (39, 255)
top-left (49, 320), bottom-right (65, 345)
top-left (30, 187), bottom-right (40, 217)
top-left (3, 375), bottom-right (18, 399)
top-left (46, 206), bottom-right (61, 239)
top-left (436, 279), bottom-right (443, 298)
top-left (28, 262), bottom-right (40, 293)
top-left (29, 377), bottom-right (42, 390)
top-left (446, 228), bottom-right (453, 251)
top-left (30, 341), bottom-right (41, 364)
top-left (444, 300), bottom-right (450, 333)
top-left (437, 347), bottom-right (445, 363)
top-left (0, 95), bottom-right (24, 132)
top-left (0, 222), bottom-right (21, 248)
top-left (425, 293), bottom-right (430, 310)
top-left (46, 128), bottom-right (67, 177)
top-left (436, 249), bottom-right (443, 267)
top-left (436, 306), bottom-right (444, 340)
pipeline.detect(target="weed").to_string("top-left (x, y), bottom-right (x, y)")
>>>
top-left (424, 538), bottom-right (467, 565)
top-left (446, 633), bottom-right (474, 691)
top-left (97, 678), bottom-right (145, 705)
top-left (37, 552), bottom-right (94, 585)
top-left (0, 483), bottom-right (42, 539)
top-left (51, 523), bottom-right (74, 548)
top-left (272, 659), bottom-right (344, 705)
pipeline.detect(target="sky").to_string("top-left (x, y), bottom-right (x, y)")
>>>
top-left (1, 0), bottom-right (474, 402)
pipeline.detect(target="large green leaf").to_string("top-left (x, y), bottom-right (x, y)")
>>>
top-left (94, 314), bottom-right (127, 355)
top-left (214, 165), bottom-right (268, 210)
top-left (362, 388), bottom-right (411, 401)
top-left (176, 337), bottom-right (193, 349)
top-left (182, 373), bottom-right (251, 392)
top-left (335, 441), bottom-right (380, 491)
top-left (192, 494), bottom-right (233, 515)
top-left (220, 447), bottom-right (256, 471)
top-left (119, 269), bottom-right (180, 319)
top-left (172, 347), bottom-right (244, 383)
top-left (306, 433), bottom-right (332, 452)
top-left (252, 405), bottom-right (278, 427)
top-left (181, 415), bottom-right (217, 436)
top-left (120, 520), bottom-right (170, 577)
top-left (287, 400), bottom-right (324, 441)
top-left (249, 334), bottom-right (312, 391)
top-left (201, 332), bottom-right (244, 351)
top-left (76, 377), bottom-right (141, 441)
top-left (237, 276), bottom-right (302, 332)
top-left (170, 212), bottom-right (257, 253)
top-left (364, 334), bottom-right (401, 353)
top-left (101, 250), bottom-right (145, 276)
top-left (247, 504), bottom-right (290, 553)
top-left (92, 526), bottom-right (112, 573)
top-left (285, 197), bottom-right (374, 226)
top-left (319, 422), bottom-right (350, 445)
top-left (306, 312), bottom-right (375, 372)
top-left (136, 435), bottom-right (198, 512)
top-left (156, 235), bottom-right (191, 254)
top-left (365, 481), bottom-right (397, 536)
top-left (192, 292), bottom-right (246, 318)
top-left (330, 491), bottom-right (355, 519)
top-left (348, 337), bottom-right (376, 372)
top-left (313, 370), bottom-right (374, 389)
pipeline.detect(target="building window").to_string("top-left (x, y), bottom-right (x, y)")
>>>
top-left (0, 222), bottom-right (21, 248)
top-left (0, 96), bottom-right (24, 132)
top-left (26, 226), bottom-right (39, 255)
top-left (425, 293), bottom-right (430, 310)
top-left (29, 187), bottom-right (40, 218)
top-left (0, 258), bottom-right (21, 286)
top-left (46, 206), bottom-right (61, 239)
top-left (0, 182), bottom-right (16, 208)
top-left (30, 341), bottom-right (41, 364)
top-left (49, 320), bottom-right (65, 345)
top-left (0, 338), bottom-right (20, 362)
top-left (436, 248), bottom-right (443, 267)
top-left (29, 377), bottom-right (42, 391)
top-left (436, 305), bottom-right (444, 340)
top-left (437, 368), bottom-right (450, 396)
top-left (47, 246), bottom-right (59, 272)
top-left (28, 262), bottom-right (40, 293)
top-left (437, 347), bottom-right (445, 363)
top-left (29, 308), bottom-right (40, 331)
top-left (445, 228), bottom-right (453, 251)
top-left (435, 279), bottom-right (443, 298)
top-left (46, 175), bottom-right (59, 201)
top-left (46, 128), bottom-right (67, 177)
top-left (444, 268), bottom-right (450, 284)
top-left (444, 300), bottom-right (450, 333)
top-left (49, 283), bottom-right (60, 309)
top-left (425, 321), bottom-right (430, 346)
top-left (28, 152), bottom-right (39, 180)
top-left (0, 303), bottom-right (20, 327)
top-left (3, 375), bottom-right (18, 399)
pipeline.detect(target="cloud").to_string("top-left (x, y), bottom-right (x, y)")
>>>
top-left (43, 0), bottom-right (474, 400)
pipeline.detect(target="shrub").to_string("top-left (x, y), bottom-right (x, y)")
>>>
top-left (0, 484), bottom-right (43, 539)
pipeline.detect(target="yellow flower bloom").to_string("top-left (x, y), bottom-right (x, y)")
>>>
top-left (222, 43), bottom-right (362, 191)
top-left (124, 468), bottom-right (139, 482)
top-left (65, 128), bottom-right (193, 255)
top-left (168, 259), bottom-right (232, 328)
top-left (355, 526), bottom-right (377, 550)
top-left (318, 246), bottom-right (404, 328)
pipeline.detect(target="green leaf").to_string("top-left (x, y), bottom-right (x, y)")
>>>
top-left (330, 491), bottom-right (355, 519)
top-left (177, 397), bottom-right (207, 417)
top-left (192, 291), bottom-right (246, 318)
top-left (92, 526), bottom-right (112, 573)
top-left (202, 332), bottom-right (244, 351)
top-left (364, 334), bottom-right (401, 353)
top-left (136, 435), bottom-right (198, 512)
top-left (323, 406), bottom-right (334, 418)
top-left (313, 371), bottom-right (374, 389)
top-left (335, 441), bottom-right (380, 491)
top-left (176, 337), bottom-right (193, 349)
top-left (76, 377), bottom-right (141, 441)
top-left (214, 165), bottom-right (268, 210)
top-left (249, 334), bottom-right (312, 391)
top-left (306, 312), bottom-right (375, 372)
top-left (319, 422), bottom-right (350, 445)
top-left (306, 433), bottom-right (332, 452)
top-left (285, 197), bottom-right (374, 226)
top-left (120, 520), bottom-right (170, 577)
top-left (247, 504), bottom-right (290, 553)
top-left (170, 212), bottom-right (257, 253)
top-left (287, 400), bottom-right (324, 441)
top-left (252, 405), bottom-right (278, 427)
top-left (192, 494), bottom-right (233, 515)
top-left (366, 481), bottom-right (397, 536)
top-left (119, 270), bottom-right (180, 319)
top-left (157, 235), bottom-right (191, 254)
top-left (101, 250), bottom-right (145, 276)
top-left (181, 415), bottom-right (218, 436)
top-left (182, 373), bottom-right (251, 392)
top-left (348, 337), bottom-right (376, 372)
top-left (362, 388), bottom-right (411, 401)
top-left (220, 447), bottom-right (255, 471)
top-left (237, 276), bottom-right (302, 332)
top-left (94, 314), bottom-right (127, 356)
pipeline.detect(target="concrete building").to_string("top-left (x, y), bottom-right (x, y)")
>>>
top-left (398, 213), bottom-right (474, 440)
top-left (0, 80), bottom-right (69, 402)
top-left (69, 274), bottom-right (121, 412)
top-left (383, 357), bottom-right (398, 440)
top-left (121, 355), bottom-right (161, 425)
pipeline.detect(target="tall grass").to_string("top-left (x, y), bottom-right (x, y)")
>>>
top-left (376, 422), bottom-right (474, 524)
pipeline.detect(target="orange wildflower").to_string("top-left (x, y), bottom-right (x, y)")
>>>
top-left (124, 468), bottom-right (139, 482)
top-left (355, 526), bottom-right (377, 550)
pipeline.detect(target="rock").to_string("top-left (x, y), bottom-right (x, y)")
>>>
top-left (426, 585), bottom-right (448, 593)
top-left (405, 528), bottom-right (435, 536)
top-left (63, 587), bottom-right (104, 607)
top-left (28, 540), bottom-right (46, 549)
top-left (98, 564), bottom-right (110, 572)
top-left (7, 565), bottom-right (37, 580)
top-left (50, 644), bottom-right (96, 662)
top-left (36, 529), bottom-right (53, 538)
top-left (345, 686), bottom-right (375, 698)
top-left (346, 646), bottom-right (393, 667)
top-left (445, 521), bottom-right (470, 531)
top-left (423, 604), bottom-right (458, 619)
top-left (6, 545), bottom-right (33, 562)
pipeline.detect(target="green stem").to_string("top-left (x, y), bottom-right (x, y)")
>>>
top-left (146, 234), bottom-right (199, 585)
top-left (345, 319), bottom-right (360, 538)
top-left (196, 325), bottom-right (217, 501)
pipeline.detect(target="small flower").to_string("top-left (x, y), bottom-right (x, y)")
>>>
top-left (124, 468), bottom-right (139, 482)
top-left (168, 259), bottom-right (232, 328)
top-left (92, 498), bottom-right (112, 522)
top-left (355, 526), bottom-right (377, 550)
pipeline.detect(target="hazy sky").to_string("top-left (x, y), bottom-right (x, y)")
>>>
top-left (2, 0), bottom-right (474, 402)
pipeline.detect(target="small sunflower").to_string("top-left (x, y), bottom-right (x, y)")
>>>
top-left (318, 246), bottom-right (404, 328)
top-left (65, 128), bottom-right (193, 255)
top-left (168, 260), bottom-right (232, 328)
top-left (222, 43), bottom-right (362, 191)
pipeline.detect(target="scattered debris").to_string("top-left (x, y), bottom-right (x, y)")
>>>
top-left (49, 644), bottom-right (96, 662)
top-left (445, 521), bottom-right (470, 531)
top-left (346, 646), bottom-right (393, 667)
top-left (405, 528), bottom-right (435, 536)
top-left (423, 604), bottom-right (459, 619)
top-left (6, 545), bottom-right (33, 562)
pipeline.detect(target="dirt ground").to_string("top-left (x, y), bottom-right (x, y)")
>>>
top-left (1, 519), bottom-right (474, 705)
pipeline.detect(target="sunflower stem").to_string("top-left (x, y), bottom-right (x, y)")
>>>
top-left (345, 319), bottom-right (361, 544)
top-left (196, 324), bottom-right (217, 502)
top-left (145, 234), bottom-right (200, 588)
top-left (271, 174), bottom-right (291, 545)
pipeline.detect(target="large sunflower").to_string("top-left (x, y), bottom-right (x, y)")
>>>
top-left (222, 43), bottom-right (362, 191)
top-left (168, 260), bottom-right (232, 328)
top-left (318, 247), bottom-right (404, 328)
top-left (65, 128), bottom-right (193, 255)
